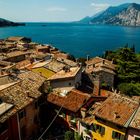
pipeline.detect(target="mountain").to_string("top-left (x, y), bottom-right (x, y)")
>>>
top-left (78, 16), bottom-right (91, 24)
top-left (79, 3), bottom-right (140, 26)
top-left (78, 11), bottom-right (104, 24)
top-left (0, 18), bottom-right (25, 27)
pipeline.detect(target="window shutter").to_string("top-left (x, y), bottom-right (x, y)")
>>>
top-left (101, 127), bottom-right (105, 135)
top-left (90, 123), bottom-right (96, 132)
top-left (112, 131), bottom-right (116, 139)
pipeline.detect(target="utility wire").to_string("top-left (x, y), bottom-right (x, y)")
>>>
top-left (38, 106), bottom-right (63, 140)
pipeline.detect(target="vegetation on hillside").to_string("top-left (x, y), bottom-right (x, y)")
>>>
top-left (103, 44), bottom-right (140, 96)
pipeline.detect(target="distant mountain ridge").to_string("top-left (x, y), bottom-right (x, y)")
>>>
top-left (0, 18), bottom-right (25, 27)
top-left (79, 3), bottom-right (140, 26)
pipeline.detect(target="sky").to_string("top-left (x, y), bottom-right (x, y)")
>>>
top-left (0, 0), bottom-right (140, 22)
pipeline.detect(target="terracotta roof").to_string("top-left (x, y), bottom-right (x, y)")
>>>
top-left (0, 60), bottom-right (12, 67)
top-left (6, 51), bottom-right (29, 58)
top-left (94, 94), bottom-right (139, 126)
top-left (0, 71), bottom-right (46, 123)
top-left (130, 106), bottom-right (140, 130)
top-left (100, 89), bottom-right (114, 97)
top-left (48, 66), bottom-right (81, 81)
top-left (16, 60), bottom-right (31, 69)
top-left (36, 45), bottom-right (50, 49)
top-left (17, 71), bottom-right (46, 98)
top-left (86, 57), bottom-right (114, 66)
top-left (57, 58), bottom-right (77, 67)
top-left (47, 89), bottom-right (91, 112)
top-left (86, 57), bottom-right (116, 74)
top-left (7, 36), bottom-right (25, 42)
top-left (44, 59), bottom-right (65, 72)
top-left (32, 61), bottom-right (49, 69)
top-left (0, 82), bottom-right (33, 123)
top-left (54, 52), bottom-right (69, 59)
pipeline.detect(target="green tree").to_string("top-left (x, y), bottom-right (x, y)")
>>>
top-left (74, 132), bottom-right (83, 140)
top-left (64, 131), bottom-right (74, 140)
top-left (104, 44), bottom-right (140, 96)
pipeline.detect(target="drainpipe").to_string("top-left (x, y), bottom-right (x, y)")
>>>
top-left (17, 114), bottom-right (22, 140)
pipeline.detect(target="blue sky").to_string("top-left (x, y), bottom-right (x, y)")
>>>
top-left (0, 0), bottom-right (140, 22)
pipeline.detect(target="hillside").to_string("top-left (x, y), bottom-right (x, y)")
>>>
top-left (0, 18), bottom-right (25, 27)
top-left (79, 3), bottom-right (140, 26)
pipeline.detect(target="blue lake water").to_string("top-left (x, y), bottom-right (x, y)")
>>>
top-left (0, 23), bottom-right (140, 58)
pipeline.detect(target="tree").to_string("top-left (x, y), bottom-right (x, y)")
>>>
top-left (103, 44), bottom-right (140, 96)
top-left (74, 132), bottom-right (83, 140)
top-left (64, 131), bottom-right (74, 140)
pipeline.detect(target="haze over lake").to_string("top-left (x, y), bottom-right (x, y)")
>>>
top-left (0, 23), bottom-right (140, 58)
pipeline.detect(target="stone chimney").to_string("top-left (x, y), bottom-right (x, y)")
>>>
top-left (81, 108), bottom-right (87, 118)
top-left (102, 60), bottom-right (105, 64)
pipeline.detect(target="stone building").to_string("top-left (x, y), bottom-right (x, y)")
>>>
top-left (85, 57), bottom-right (116, 95)
top-left (47, 66), bottom-right (82, 91)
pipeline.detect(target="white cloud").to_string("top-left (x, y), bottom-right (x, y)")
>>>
top-left (91, 3), bottom-right (110, 12)
top-left (47, 7), bottom-right (67, 12)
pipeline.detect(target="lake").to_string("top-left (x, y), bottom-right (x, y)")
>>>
top-left (0, 23), bottom-right (140, 58)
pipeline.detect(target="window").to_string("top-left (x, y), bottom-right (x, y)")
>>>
top-left (69, 82), bottom-right (72, 86)
top-left (112, 131), bottom-right (124, 140)
top-left (93, 124), bottom-right (105, 136)
top-left (19, 109), bottom-right (26, 120)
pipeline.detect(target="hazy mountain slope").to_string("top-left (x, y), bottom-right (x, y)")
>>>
top-left (0, 18), bottom-right (25, 27)
top-left (79, 3), bottom-right (140, 26)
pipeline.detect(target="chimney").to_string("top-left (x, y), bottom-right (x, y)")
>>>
top-left (0, 69), bottom-right (4, 75)
top-left (81, 108), bottom-right (87, 118)
top-left (93, 64), bottom-right (95, 68)
top-left (87, 55), bottom-right (89, 61)
top-left (103, 60), bottom-right (105, 64)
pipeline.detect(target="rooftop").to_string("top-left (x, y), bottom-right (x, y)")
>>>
top-left (0, 81), bottom-right (33, 123)
top-left (44, 59), bottom-right (65, 72)
top-left (86, 57), bottom-right (114, 65)
top-left (32, 67), bottom-right (55, 79)
top-left (86, 57), bottom-right (116, 73)
top-left (130, 106), bottom-right (140, 130)
top-left (7, 36), bottom-right (30, 42)
top-left (48, 66), bottom-right (81, 81)
top-left (57, 58), bottom-right (77, 67)
top-left (94, 94), bottom-right (139, 127)
top-left (16, 60), bottom-right (31, 69)
top-left (0, 60), bottom-right (12, 67)
top-left (47, 89), bottom-right (91, 113)
top-left (36, 45), bottom-right (50, 49)
top-left (54, 52), bottom-right (69, 59)
top-left (17, 71), bottom-right (46, 98)
top-left (0, 102), bottom-right (14, 116)
top-left (32, 61), bottom-right (49, 69)
top-left (5, 51), bottom-right (29, 58)
top-left (0, 71), bottom-right (46, 123)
